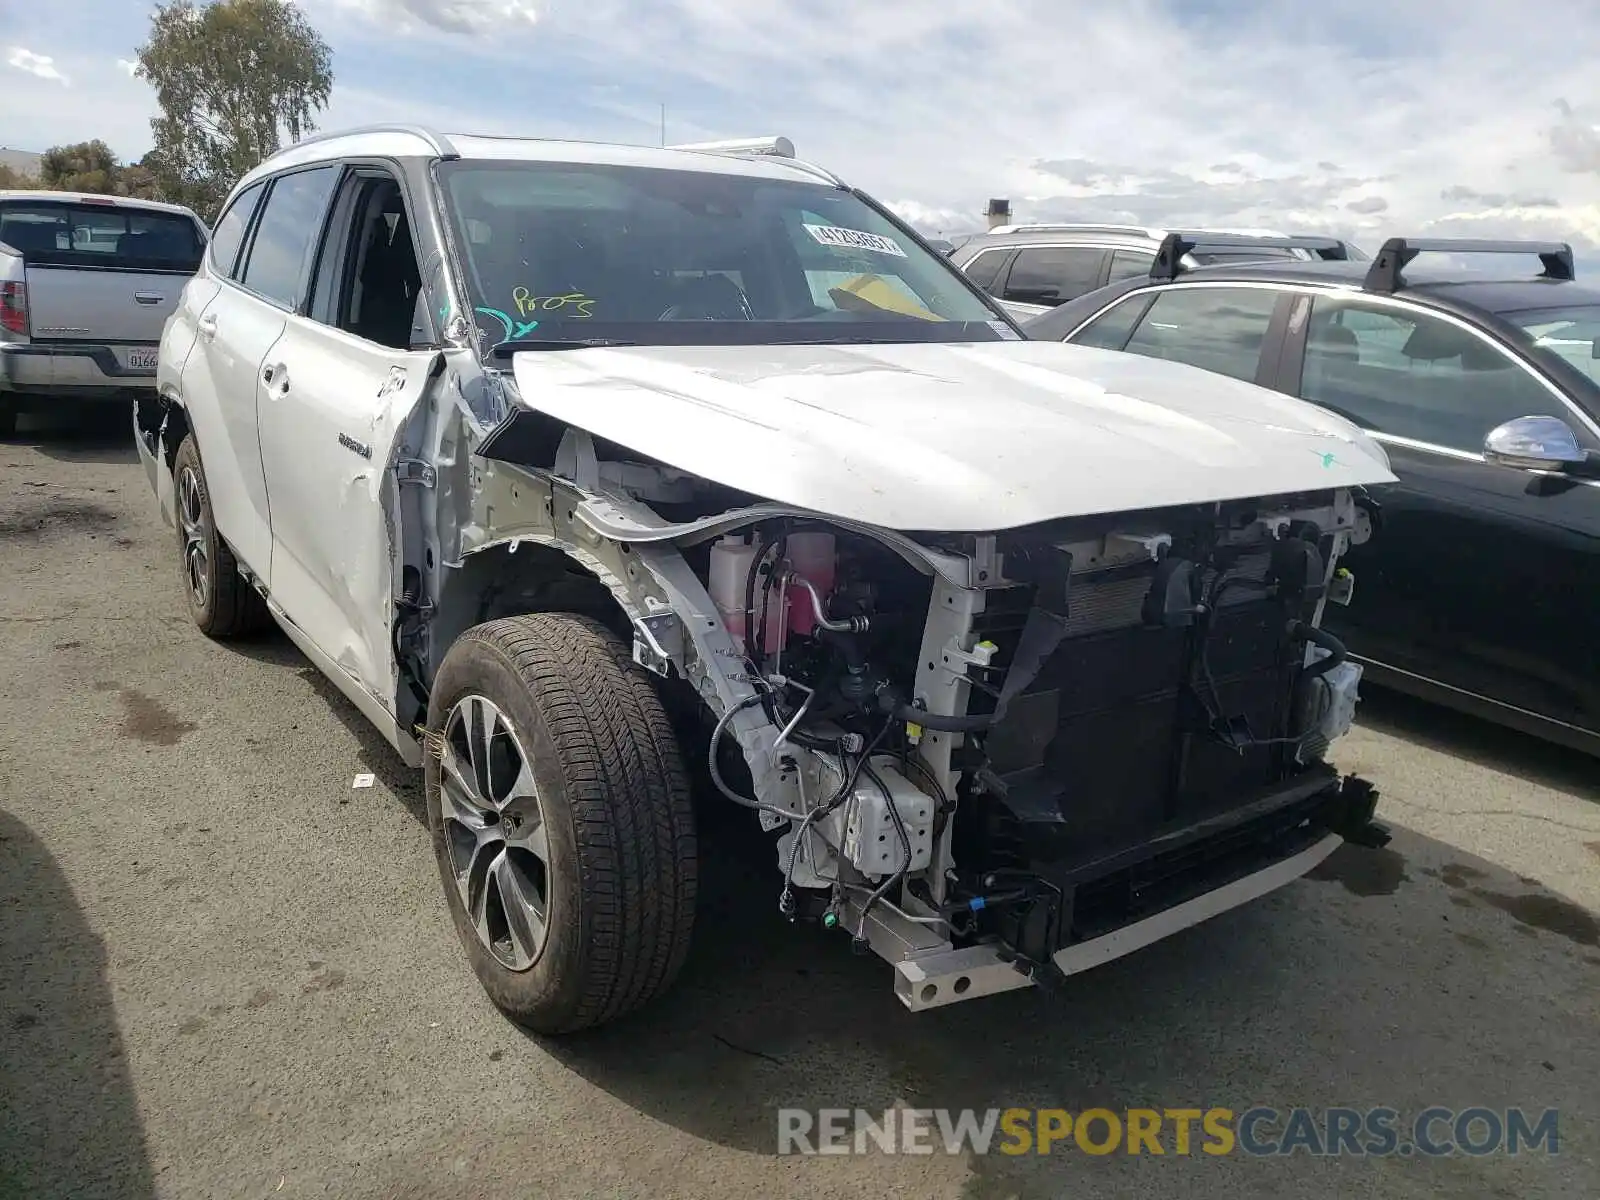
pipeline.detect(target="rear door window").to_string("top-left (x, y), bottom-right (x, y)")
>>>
top-left (0, 200), bottom-right (204, 272)
top-left (1119, 286), bottom-right (1282, 382)
top-left (238, 166), bottom-right (340, 310)
top-left (1003, 247), bottom-right (1106, 305)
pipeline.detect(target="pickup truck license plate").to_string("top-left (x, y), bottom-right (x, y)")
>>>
top-left (124, 348), bottom-right (160, 371)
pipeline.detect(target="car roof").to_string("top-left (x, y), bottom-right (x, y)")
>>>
top-left (958, 228), bottom-right (1164, 253)
top-left (955, 225), bottom-right (1301, 253)
top-left (0, 189), bottom-right (203, 219)
top-left (235, 125), bottom-right (844, 194)
top-left (1140, 257), bottom-right (1600, 315)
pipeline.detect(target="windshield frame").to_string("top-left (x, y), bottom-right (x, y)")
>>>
top-left (429, 157), bottom-right (1021, 353)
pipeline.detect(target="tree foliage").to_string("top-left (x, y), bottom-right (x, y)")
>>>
top-left (0, 164), bottom-right (39, 191)
top-left (40, 140), bottom-right (118, 193)
top-left (16, 141), bottom-right (165, 199)
top-left (136, 0), bottom-right (333, 218)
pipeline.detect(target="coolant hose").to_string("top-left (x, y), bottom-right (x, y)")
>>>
top-left (1292, 621), bottom-right (1348, 680)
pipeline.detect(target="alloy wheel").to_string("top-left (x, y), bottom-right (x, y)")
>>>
top-left (438, 695), bottom-right (552, 971)
top-left (177, 464), bottom-right (210, 610)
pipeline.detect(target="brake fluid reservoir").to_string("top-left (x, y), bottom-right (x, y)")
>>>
top-left (786, 531), bottom-right (837, 635)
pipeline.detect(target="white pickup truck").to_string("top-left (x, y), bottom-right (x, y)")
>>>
top-left (0, 191), bottom-right (208, 436)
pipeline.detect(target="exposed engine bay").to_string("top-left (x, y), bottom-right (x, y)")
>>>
top-left (455, 420), bottom-right (1387, 1011)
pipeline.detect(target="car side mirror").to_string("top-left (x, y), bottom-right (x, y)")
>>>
top-left (1483, 415), bottom-right (1587, 472)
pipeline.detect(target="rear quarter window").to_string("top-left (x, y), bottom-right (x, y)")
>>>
top-left (208, 183), bottom-right (266, 280)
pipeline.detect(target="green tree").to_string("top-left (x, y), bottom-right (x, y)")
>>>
top-left (0, 165), bottom-right (39, 191)
top-left (39, 139), bottom-right (119, 194)
top-left (135, 0), bottom-right (333, 218)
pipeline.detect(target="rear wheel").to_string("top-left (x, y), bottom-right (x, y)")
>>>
top-left (425, 613), bottom-right (697, 1034)
top-left (172, 435), bottom-right (269, 637)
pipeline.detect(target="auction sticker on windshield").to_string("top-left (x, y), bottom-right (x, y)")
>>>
top-left (803, 224), bottom-right (908, 257)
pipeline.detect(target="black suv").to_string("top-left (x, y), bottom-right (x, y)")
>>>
top-left (1027, 236), bottom-right (1600, 754)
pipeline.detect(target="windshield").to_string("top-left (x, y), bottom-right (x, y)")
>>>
top-left (1505, 305), bottom-right (1600, 385)
top-left (0, 200), bottom-right (203, 273)
top-left (435, 160), bottom-right (1009, 349)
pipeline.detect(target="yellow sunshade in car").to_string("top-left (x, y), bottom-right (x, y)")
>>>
top-left (832, 274), bottom-right (943, 321)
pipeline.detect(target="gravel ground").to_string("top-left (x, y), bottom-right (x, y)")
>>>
top-left (2, 410), bottom-right (1596, 1200)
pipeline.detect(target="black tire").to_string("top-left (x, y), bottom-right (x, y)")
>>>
top-left (425, 613), bottom-right (697, 1033)
top-left (172, 434), bottom-right (269, 638)
top-left (0, 400), bottom-right (16, 439)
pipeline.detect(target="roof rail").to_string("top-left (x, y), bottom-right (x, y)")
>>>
top-left (1363, 237), bottom-right (1576, 293)
top-left (779, 157), bottom-right (846, 187)
top-left (665, 136), bottom-right (845, 186)
top-left (986, 222), bottom-right (1161, 238)
top-left (666, 136), bottom-right (796, 159)
top-left (1150, 232), bottom-right (1353, 281)
top-left (282, 123), bottom-right (459, 160)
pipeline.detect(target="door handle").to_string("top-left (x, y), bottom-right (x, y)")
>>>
top-left (197, 314), bottom-right (218, 341)
top-left (134, 292), bottom-right (164, 305)
top-left (263, 362), bottom-right (289, 396)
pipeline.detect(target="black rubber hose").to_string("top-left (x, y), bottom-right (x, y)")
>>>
top-left (1293, 621), bottom-right (1348, 679)
top-left (879, 691), bottom-right (997, 733)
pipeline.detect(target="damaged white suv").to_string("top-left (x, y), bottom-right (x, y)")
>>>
top-left (138, 126), bottom-right (1397, 1032)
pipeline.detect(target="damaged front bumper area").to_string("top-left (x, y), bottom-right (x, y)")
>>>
top-left (462, 425), bottom-right (1387, 1014)
top-left (878, 770), bottom-right (1382, 1012)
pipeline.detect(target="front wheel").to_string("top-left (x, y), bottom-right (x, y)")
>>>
top-left (425, 613), bottom-right (698, 1033)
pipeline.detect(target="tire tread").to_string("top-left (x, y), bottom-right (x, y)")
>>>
top-left (443, 612), bottom-right (696, 1032)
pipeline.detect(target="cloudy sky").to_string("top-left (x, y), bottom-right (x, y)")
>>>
top-left (1, 0), bottom-right (1598, 258)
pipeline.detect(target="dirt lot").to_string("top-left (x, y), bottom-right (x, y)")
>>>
top-left (2, 410), bottom-right (1597, 1200)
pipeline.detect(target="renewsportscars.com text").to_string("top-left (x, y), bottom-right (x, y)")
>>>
top-left (777, 1106), bottom-right (1560, 1158)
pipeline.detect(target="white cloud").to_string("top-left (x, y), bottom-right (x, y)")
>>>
top-left (116, 58), bottom-right (139, 77)
top-left (6, 47), bottom-right (68, 86)
top-left (317, 0), bottom-right (538, 34)
top-left (6, 0), bottom-right (1600, 265)
top-left (467, 0), bottom-right (1600, 256)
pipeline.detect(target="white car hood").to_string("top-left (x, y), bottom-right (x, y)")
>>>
top-left (509, 340), bottom-right (1395, 532)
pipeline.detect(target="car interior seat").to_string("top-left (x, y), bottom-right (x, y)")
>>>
top-left (354, 199), bottom-right (421, 349)
top-left (1308, 321), bottom-right (1360, 362)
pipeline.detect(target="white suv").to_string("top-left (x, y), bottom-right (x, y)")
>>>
top-left (139, 125), bottom-right (1396, 1033)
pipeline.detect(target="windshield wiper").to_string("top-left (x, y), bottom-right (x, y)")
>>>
top-left (490, 337), bottom-right (636, 357)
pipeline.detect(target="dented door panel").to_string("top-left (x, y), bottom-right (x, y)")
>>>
top-left (257, 312), bottom-right (438, 708)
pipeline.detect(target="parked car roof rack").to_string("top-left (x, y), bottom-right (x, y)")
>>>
top-left (986, 222), bottom-right (1164, 238)
top-left (1363, 237), bottom-right (1576, 293)
top-left (984, 222), bottom-right (1297, 240)
top-left (666, 136), bottom-right (796, 158)
top-left (664, 135), bottom-right (843, 187)
top-left (1150, 232), bottom-right (1353, 281)
top-left (288, 123), bottom-right (460, 160)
